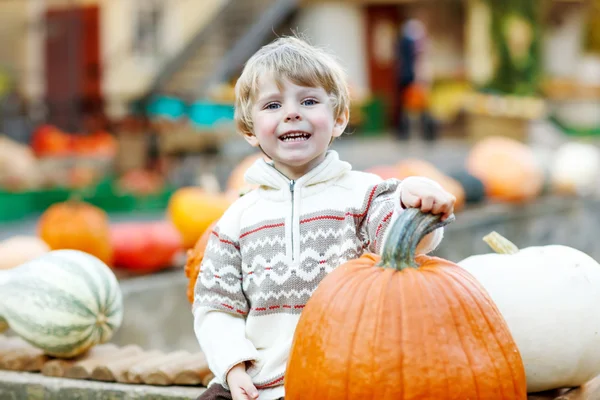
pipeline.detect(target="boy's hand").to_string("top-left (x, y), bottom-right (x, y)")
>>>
top-left (400, 176), bottom-right (456, 221)
top-left (226, 362), bottom-right (259, 400)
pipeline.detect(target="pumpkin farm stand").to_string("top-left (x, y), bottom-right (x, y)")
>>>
top-left (2, 193), bottom-right (600, 398)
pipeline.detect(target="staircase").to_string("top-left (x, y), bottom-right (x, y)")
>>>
top-left (148, 0), bottom-right (299, 99)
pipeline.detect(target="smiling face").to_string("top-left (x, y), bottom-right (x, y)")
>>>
top-left (244, 74), bottom-right (348, 180)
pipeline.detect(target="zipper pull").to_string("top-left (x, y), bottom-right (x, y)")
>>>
top-left (289, 180), bottom-right (295, 193)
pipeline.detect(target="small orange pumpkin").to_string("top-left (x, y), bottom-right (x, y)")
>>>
top-left (168, 188), bottom-right (230, 248)
top-left (285, 209), bottom-right (527, 399)
top-left (184, 221), bottom-right (218, 304)
top-left (396, 158), bottom-right (466, 211)
top-left (38, 200), bottom-right (113, 265)
top-left (466, 136), bottom-right (544, 202)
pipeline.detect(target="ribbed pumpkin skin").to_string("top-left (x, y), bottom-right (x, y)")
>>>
top-left (0, 250), bottom-right (123, 358)
top-left (285, 255), bottom-right (527, 400)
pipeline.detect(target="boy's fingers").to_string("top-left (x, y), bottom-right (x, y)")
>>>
top-left (401, 192), bottom-right (420, 208)
top-left (442, 206), bottom-right (455, 221)
top-left (420, 197), bottom-right (434, 212)
top-left (240, 379), bottom-right (259, 399)
top-left (431, 200), bottom-right (444, 215)
top-left (230, 387), bottom-right (245, 400)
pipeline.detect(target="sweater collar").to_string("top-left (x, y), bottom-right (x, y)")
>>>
top-left (244, 150), bottom-right (351, 190)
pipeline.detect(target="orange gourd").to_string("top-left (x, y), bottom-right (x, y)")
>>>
top-left (396, 158), bottom-right (466, 211)
top-left (168, 188), bottom-right (230, 248)
top-left (38, 200), bottom-right (113, 265)
top-left (184, 221), bottom-right (217, 304)
top-left (466, 136), bottom-right (543, 202)
top-left (285, 209), bottom-right (527, 400)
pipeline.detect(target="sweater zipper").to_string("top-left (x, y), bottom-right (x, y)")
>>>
top-left (289, 179), bottom-right (296, 261)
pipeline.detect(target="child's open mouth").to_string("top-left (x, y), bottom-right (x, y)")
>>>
top-left (279, 131), bottom-right (312, 142)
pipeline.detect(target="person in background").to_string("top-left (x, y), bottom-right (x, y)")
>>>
top-left (395, 19), bottom-right (438, 141)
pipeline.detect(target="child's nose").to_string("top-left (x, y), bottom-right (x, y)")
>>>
top-left (285, 112), bottom-right (302, 122)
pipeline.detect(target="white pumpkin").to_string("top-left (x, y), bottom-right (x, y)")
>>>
top-left (0, 249), bottom-right (123, 358)
top-left (0, 236), bottom-right (50, 270)
top-left (458, 232), bottom-right (600, 393)
top-left (550, 142), bottom-right (600, 196)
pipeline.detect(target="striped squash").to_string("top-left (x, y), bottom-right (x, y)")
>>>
top-left (0, 250), bottom-right (123, 358)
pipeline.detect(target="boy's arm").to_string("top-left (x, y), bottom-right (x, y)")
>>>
top-left (361, 178), bottom-right (443, 255)
top-left (193, 311), bottom-right (258, 387)
top-left (192, 226), bottom-right (258, 388)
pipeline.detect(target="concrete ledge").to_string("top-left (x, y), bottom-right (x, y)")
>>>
top-left (0, 371), bottom-right (205, 400)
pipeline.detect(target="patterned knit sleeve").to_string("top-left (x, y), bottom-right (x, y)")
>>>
top-left (361, 177), bottom-right (444, 255)
top-left (193, 225), bottom-right (248, 315)
top-left (360, 178), bottom-right (402, 254)
top-left (192, 220), bottom-right (258, 388)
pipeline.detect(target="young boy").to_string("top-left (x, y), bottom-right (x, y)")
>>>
top-left (193, 36), bottom-right (455, 400)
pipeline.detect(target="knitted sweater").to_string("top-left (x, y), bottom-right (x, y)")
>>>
top-left (192, 151), bottom-right (443, 400)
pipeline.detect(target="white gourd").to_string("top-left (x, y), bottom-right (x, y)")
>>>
top-left (550, 142), bottom-right (600, 196)
top-left (458, 232), bottom-right (600, 393)
top-left (0, 249), bottom-right (123, 358)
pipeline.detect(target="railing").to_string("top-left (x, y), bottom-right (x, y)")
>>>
top-left (147, 0), bottom-right (235, 96)
top-left (201, 0), bottom-right (299, 96)
top-left (146, 0), bottom-right (299, 98)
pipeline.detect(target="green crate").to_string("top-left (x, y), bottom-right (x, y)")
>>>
top-left (132, 189), bottom-right (174, 212)
top-left (83, 192), bottom-right (137, 213)
top-left (30, 188), bottom-right (71, 213)
top-left (0, 191), bottom-right (34, 222)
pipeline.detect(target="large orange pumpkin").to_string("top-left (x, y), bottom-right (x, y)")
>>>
top-left (38, 200), bottom-right (113, 265)
top-left (396, 158), bottom-right (466, 211)
top-left (168, 187), bottom-right (230, 248)
top-left (184, 221), bottom-right (217, 304)
top-left (466, 136), bottom-right (544, 202)
top-left (285, 209), bottom-right (527, 400)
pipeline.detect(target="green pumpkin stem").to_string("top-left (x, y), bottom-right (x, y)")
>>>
top-left (482, 231), bottom-right (519, 255)
top-left (380, 208), bottom-right (455, 271)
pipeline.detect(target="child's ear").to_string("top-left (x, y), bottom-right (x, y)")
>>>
top-left (242, 131), bottom-right (260, 147)
top-left (332, 106), bottom-right (349, 138)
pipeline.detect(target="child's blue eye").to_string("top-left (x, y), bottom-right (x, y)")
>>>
top-left (265, 103), bottom-right (280, 110)
top-left (302, 99), bottom-right (317, 106)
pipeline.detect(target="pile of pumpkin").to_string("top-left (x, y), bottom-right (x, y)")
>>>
top-left (0, 204), bottom-right (183, 275)
top-left (2, 145), bottom-right (600, 399)
top-left (0, 153), bottom-right (256, 362)
top-left (366, 136), bottom-right (600, 211)
top-left (0, 151), bottom-right (261, 275)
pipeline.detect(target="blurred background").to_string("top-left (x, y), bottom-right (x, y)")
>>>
top-left (0, 0), bottom-right (599, 354)
top-left (0, 0), bottom-right (599, 265)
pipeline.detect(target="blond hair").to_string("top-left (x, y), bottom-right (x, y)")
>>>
top-left (234, 36), bottom-right (350, 136)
